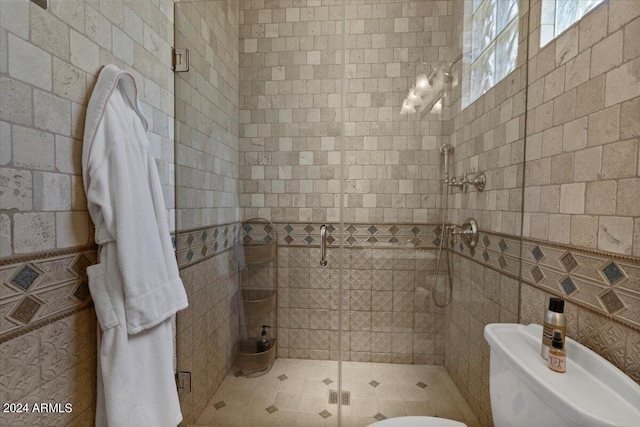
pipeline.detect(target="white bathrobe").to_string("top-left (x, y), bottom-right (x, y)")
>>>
top-left (82, 65), bottom-right (188, 427)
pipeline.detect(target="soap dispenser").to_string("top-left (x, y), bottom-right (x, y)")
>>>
top-left (257, 325), bottom-right (271, 353)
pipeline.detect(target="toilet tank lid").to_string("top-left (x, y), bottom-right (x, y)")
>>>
top-left (485, 323), bottom-right (640, 427)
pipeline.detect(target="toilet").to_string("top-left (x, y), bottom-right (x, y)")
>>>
top-left (369, 416), bottom-right (466, 427)
top-left (485, 323), bottom-right (640, 427)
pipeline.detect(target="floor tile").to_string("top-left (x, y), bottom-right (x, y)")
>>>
top-left (196, 358), bottom-right (479, 426)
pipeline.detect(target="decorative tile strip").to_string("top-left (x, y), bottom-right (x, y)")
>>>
top-left (451, 229), bottom-right (640, 332)
top-left (250, 222), bottom-right (443, 249)
top-left (176, 222), bottom-right (242, 268)
top-left (0, 248), bottom-right (98, 340)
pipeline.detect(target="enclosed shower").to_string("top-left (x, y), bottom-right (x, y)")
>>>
top-left (173, 0), bottom-right (528, 426)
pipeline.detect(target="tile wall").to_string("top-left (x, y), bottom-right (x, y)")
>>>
top-left (442, 1), bottom-right (529, 423)
top-left (173, 3), bottom-right (244, 422)
top-left (443, 1), bottom-right (640, 426)
top-left (238, 0), bottom-right (453, 224)
top-left (0, 0), bottom-right (176, 425)
top-left (525, 0), bottom-right (640, 256)
top-left (174, 0), bottom-right (241, 229)
top-left (177, 249), bottom-right (241, 425)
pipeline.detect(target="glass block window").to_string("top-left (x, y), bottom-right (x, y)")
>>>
top-left (465, 0), bottom-right (519, 106)
top-left (540, 0), bottom-right (605, 46)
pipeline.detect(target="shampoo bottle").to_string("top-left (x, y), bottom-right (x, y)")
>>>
top-left (541, 297), bottom-right (566, 360)
top-left (547, 329), bottom-right (566, 373)
top-left (257, 325), bottom-right (270, 353)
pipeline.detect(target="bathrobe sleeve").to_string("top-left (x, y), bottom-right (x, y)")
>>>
top-left (85, 75), bottom-right (187, 335)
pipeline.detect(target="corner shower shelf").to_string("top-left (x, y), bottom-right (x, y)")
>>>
top-left (234, 218), bottom-right (279, 377)
top-left (235, 241), bottom-right (277, 265)
top-left (235, 338), bottom-right (277, 375)
top-left (241, 288), bottom-right (277, 317)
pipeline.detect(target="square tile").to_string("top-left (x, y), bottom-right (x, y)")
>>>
top-left (560, 252), bottom-right (579, 272)
top-left (599, 290), bottom-right (626, 314)
top-left (265, 405), bottom-right (278, 414)
top-left (560, 276), bottom-right (578, 295)
top-left (319, 409), bottom-right (332, 419)
top-left (374, 412), bottom-right (387, 421)
top-left (601, 262), bottom-right (626, 286)
top-left (10, 264), bottom-right (40, 290)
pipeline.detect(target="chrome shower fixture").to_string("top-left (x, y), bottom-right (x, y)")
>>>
top-left (447, 218), bottom-right (479, 249)
top-left (448, 171), bottom-right (486, 193)
top-left (440, 144), bottom-right (453, 184)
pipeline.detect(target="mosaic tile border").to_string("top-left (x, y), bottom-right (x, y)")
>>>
top-left (452, 230), bottom-right (640, 333)
top-left (176, 222), bottom-right (242, 268)
top-left (177, 222), bottom-right (444, 269)
top-left (0, 248), bottom-right (98, 340)
top-left (247, 222), bottom-right (443, 249)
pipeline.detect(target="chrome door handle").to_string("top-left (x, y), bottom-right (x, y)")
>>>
top-left (320, 225), bottom-right (327, 266)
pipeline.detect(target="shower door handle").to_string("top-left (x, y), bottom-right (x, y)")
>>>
top-left (320, 225), bottom-right (328, 266)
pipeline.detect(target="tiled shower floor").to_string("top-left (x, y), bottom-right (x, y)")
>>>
top-left (190, 358), bottom-right (480, 427)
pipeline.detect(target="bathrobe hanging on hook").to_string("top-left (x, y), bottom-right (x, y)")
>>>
top-left (82, 64), bottom-right (188, 427)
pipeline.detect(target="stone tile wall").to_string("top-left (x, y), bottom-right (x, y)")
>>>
top-left (238, 0), bottom-right (452, 224)
top-left (525, 0), bottom-right (640, 256)
top-left (1, 0), bottom-right (176, 257)
top-left (443, 1), bottom-right (640, 426)
top-left (0, 1), bottom-right (176, 426)
top-left (177, 249), bottom-right (241, 425)
top-left (0, 308), bottom-right (97, 426)
top-left (276, 245), bottom-right (447, 364)
top-left (175, 0), bottom-right (242, 229)
top-left (445, 250), bottom-right (519, 427)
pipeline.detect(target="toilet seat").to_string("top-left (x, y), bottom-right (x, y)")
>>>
top-left (369, 416), bottom-right (467, 427)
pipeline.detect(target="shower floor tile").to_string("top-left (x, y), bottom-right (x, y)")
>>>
top-left (190, 358), bottom-right (480, 427)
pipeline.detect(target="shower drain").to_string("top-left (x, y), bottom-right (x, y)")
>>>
top-left (328, 390), bottom-right (351, 406)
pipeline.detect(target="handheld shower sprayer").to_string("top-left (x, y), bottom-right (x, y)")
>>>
top-left (432, 144), bottom-right (454, 308)
top-left (440, 144), bottom-right (453, 184)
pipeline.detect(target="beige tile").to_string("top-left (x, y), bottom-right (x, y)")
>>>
top-left (564, 49), bottom-right (591, 91)
top-left (0, 214), bottom-right (11, 257)
top-left (30, 2), bottom-right (70, 60)
top-left (608, 0), bottom-right (640, 33)
top-left (591, 30), bottom-right (623, 77)
top-left (570, 215), bottom-right (598, 248)
top-left (598, 216), bottom-right (634, 254)
top-left (620, 97), bottom-right (640, 139)
top-left (616, 178), bottom-right (640, 216)
top-left (539, 185), bottom-right (560, 213)
top-left (588, 105), bottom-right (620, 147)
top-left (602, 139), bottom-right (638, 179)
top-left (0, 0), bottom-right (30, 40)
top-left (559, 182), bottom-right (585, 214)
top-left (579, 3), bottom-right (608, 51)
top-left (7, 33), bottom-right (52, 90)
top-left (34, 90), bottom-right (71, 136)
top-left (550, 153), bottom-right (573, 184)
top-left (573, 146), bottom-right (602, 182)
top-left (548, 214), bottom-right (571, 244)
top-left (0, 167), bottom-right (32, 211)
top-left (634, 218), bottom-right (640, 256)
top-left (575, 76), bottom-right (604, 118)
top-left (605, 57), bottom-right (640, 107)
top-left (585, 181), bottom-right (617, 215)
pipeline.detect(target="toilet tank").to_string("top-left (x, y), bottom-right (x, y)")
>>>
top-left (484, 323), bottom-right (640, 427)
